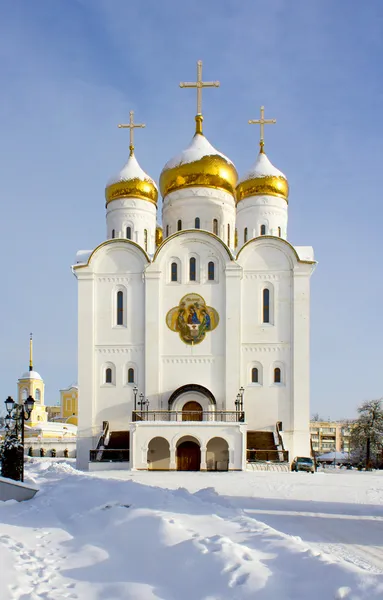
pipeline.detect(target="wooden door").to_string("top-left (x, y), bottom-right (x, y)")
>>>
top-left (177, 441), bottom-right (201, 471)
top-left (182, 401), bottom-right (203, 421)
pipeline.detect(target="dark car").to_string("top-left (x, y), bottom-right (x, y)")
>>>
top-left (291, 456), bottom-right (315, 473)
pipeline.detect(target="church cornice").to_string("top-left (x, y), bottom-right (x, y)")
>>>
top-left (73, 239), bottom-right (150, 271)
top-left (153, 229), bottom-right (234, 262)
top-left (236, 235), bottom-right (316, 265)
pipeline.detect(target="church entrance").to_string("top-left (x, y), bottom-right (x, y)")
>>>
top-left (182, 401), bottom-right (203, 421)
top-left (177, 440), bottom-right (201, 471)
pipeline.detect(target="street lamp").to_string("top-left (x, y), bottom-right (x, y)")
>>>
top-left (235, 393), bottom-right (241, 415)
top-left (239, 387), bottom-right (245, 412)
top-left (3, 395), bottom-right (35, 482)
top-left (133, 385), bottom-right (138, 412)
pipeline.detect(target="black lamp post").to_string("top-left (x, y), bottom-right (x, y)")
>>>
top-left (235, 393), bottom-right (241, 416)
top-left (239, 387), bottom-right (245, 412)
top-left (133, 385), bottom-right (138, 412)
top-left (2, 395), bottom-right (35, 482)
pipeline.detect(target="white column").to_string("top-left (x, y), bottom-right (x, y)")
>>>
top-left (170, 446), bottom-right (176, 470)
top-left (200, 446), bottom-right (207, 471)
top-left (225, 264), bottom-right (243, 410)
top-left (144, 268), bottom-right (161, 408)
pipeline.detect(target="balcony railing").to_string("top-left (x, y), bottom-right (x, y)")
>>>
top-left (132, 410), bottom-right (245, 423)
top-left (247, 449), bottom-right (289, 463)
top-left (89, 449), bottom-right (129, 462)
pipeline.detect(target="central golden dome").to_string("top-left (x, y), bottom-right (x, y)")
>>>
top-left (160, 116), bottom-right (237, 198)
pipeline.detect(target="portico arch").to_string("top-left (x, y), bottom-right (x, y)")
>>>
top-left (147, 437), bottom-right (170, 470)
top-left (206, 437), bottom-right (229, 471)
top-left (176, 435), bottom-right (201, 471)
top-left (168, 384), bottom-right (216, 411)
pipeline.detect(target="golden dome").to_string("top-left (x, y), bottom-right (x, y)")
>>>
top-left (236, 150), bottom-right (289, 204)
top-left (160, 116), bottom-right (237, 198)
top-left (155, 225), bottom-right (163, 247)
top-left (105, 154), bottom-right (158, 206)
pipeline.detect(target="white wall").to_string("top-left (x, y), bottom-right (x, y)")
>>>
top-left (236, 194), bottom-right (288, 250)
top-left (106, 197), bottom-right (157, 254)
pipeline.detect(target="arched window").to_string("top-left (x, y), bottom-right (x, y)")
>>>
top-left (260, 224), bottom-right (266, 236)
top-left (227, 224), bottom-right (230, 246)
top-left (274, 367), bottom-right (281, 384)
top-left (177, 220), bottom-right (182, 231)
top-left (263, 288), bottom-right (270, 323)
top-left (126, 226), bottom-right (132, 240)
top-left (117, 291), bottom-right (124, 325)
top-left (21, 388), bottom-right (27, 401)
top-left (105, 368), bottom-right (112, 384)
top-left (144, 229), bottom-right (148, 251)
top-left (251, 367), bottom-right (259, 383)
top-left (208, 261), bottom-right (215, 281)
top-left (244, 228), bottom-right (248, 243)
top-left (195, 217), bottom-right (200, 229)
top-left (166, 225), bottom-right (169, 237)
top-left (189, 257), bottom-right (196, 281)
top-left (171, 262), bottom-right (178, 282)
top-left (35, 389), bottom-right (41, 402)
top-left (127, 368), bottom-right (135, 384)
top-left (213, 219), bottom-right (218, 235)
top-left (278, 227), bottom-right (281, 237)
top-left (112, 229), bottom-right (115, 239)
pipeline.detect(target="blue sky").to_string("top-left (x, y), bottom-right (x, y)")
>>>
top-left (0, 0), bottom-right (382, 419)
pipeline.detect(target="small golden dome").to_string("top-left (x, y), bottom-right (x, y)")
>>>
top-left (160, 117), bottom-right (237, 198)
top-left (155, 225), bottom-right (163, 247)
top-left (105, 154), bottom-right (158, 206)
top-left (236, 150), bottom-right (289, 204)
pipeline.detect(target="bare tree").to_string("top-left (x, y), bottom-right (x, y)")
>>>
top-left (351, 400), bottom-right (383, 469)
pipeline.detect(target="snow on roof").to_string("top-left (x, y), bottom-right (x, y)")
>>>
top-left (20, 370), bottom-right (42, 381)
top-left (28, 422), bottom-right (77, 434)
top-left (107, 154), bottom-right (157, 188)
top-left (76, 250), bottom-right (92, 264)
top-left (295, 246), bottom-right (315, 262)
top-left (238, 151), bottom-right (286, 184)
top-left (163, 133), bottom-right (234, 170)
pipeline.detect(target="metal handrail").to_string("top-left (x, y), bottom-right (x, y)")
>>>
top-left (247, 448), bottom-right (289, 462)
top-left (89, 448), bottom-right (129, 462)
top-left (132, 410), bottom-right (245, 423)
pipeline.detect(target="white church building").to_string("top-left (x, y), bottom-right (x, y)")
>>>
top-left (74, 63), bottom-right (316, 472)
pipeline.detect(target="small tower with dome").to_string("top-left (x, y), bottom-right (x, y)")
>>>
top-left (17, 334), bottom-right (47, 426)
top-left (236, 106), bottom-right (289, 250)
top-left (105, 110), bottom-right (158, 254)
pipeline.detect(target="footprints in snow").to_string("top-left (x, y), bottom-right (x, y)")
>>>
top-left (0, 532), bottom-right (77, 600)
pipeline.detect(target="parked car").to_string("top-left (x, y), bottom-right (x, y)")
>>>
top-left (291, 456), bottom-right (315, 473)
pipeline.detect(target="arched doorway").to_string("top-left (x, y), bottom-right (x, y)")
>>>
top-left (147, 437), bottom-right (170, 470)
top-left (182, 401), bottom-right (203, 421)
top-left (206, 437), bottom-right (229, 471)
top-left (177, 437), bottom-right (201, 471)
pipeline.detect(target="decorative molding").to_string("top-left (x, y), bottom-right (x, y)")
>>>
top-left (97, 276), bottom-right (131, 283)
top-left (165, 187), bottom-right (233, 202)
top-left (244, 273), bottom-right (280, 281)
top-left (242, 345), bottom-right (289, 353)
top-left (163, 357), bottom-right (215, 364)
top-left (96, 346), bottom-right (143, 354)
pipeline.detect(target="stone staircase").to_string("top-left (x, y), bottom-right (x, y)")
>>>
top-left (247, 430), bottom-right (289, 467)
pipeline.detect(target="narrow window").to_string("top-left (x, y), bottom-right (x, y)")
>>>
top-left (208, 261), bottom-right (215, 281)
top-left (22, 388), bottom-right (27, 401)
top-left (35, 389), bottom-right (41, 402)
top-left (189, 257), bottom-right (196, 281)
top-left (213, 219), bottom-right (218, 235)
top-left (117, 291), bottom-right (124, 325)
top-left (112, 229), bottom-right (115, 239)
top-left (127, 368), bottom-right (135, 384)
top-left (260, 224), bottom-right (266, 236)
top-left (278, 226), bottom-right (281, 237)
top-left (244, 228), bottom-right (248, 243)
top-left (177, 220), bottom-right (182, 231)
top-left (166, 225), bottom-right (169, 237)
top-left (171, 262), bottom-right (178, 282)
top-left (263, 288), bottom-right (270, 323)
top-left (195, 217), bottom-right (200, 229)
top-left (126, 226), bottom-right (131, 240)
top-left (251, 367), bottom-right (259, 383)
top-left (105, 368), bottom-right (112, 384)
top-left (144, 229), bottom-right (148, 251)
top-left (227, 224), bottom-right (230, 246)
top-left (274, 367), bottom-right (281, 384)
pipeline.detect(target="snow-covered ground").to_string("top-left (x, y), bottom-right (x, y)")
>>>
top-left (1, 460), bottom-right (383, 600)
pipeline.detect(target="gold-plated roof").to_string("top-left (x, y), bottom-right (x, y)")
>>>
top-left (160, 117), bottom-right (237, 198)
top-left (236, 149), bottom-right (289, 204)
top-left (105, 154), bottom-right (158, 206)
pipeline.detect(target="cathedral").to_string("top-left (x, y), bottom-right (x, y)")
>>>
top-left (74, 61), bottom-right (316, 472)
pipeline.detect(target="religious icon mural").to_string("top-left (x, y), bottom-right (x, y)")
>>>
top-left (166, 294), bottom-right (219, 345)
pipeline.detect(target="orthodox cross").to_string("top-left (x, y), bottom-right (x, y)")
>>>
top-left (249, 106), bottom-right (276, 153)
top-left (180, 60), bottom-right (220, 133)
top-left (118, 110), bottom-right (145, 156)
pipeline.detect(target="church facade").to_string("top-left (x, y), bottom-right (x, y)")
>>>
top-left (74, 65), bottom-right (315, 472)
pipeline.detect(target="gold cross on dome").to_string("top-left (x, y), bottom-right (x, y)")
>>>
top-left (249, 106), bottom-right (276, 153)
top-left (118, 110), bottom-right (145, 156)
top-left (180, 60), bottom-right (220, 134)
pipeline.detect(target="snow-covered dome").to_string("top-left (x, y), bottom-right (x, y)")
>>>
top-left (105, 153), bottom-right (158, 206)
top-left (236, 150), bottom-right (289, 204)
top-left (20, 370), bottom-right (42, 381)
top-left (160, 116), bottom-right (237, 198)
